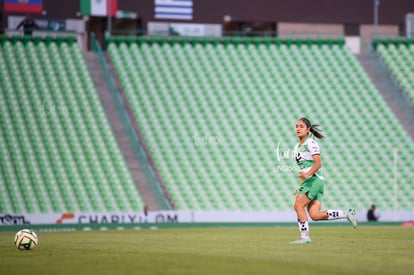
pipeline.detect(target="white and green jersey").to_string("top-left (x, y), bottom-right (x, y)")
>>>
top-left (294, 137), bottom-right (324, 180)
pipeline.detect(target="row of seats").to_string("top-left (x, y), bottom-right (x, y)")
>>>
top-left (374, 39), bottom-right (414, 104)
top-left (0, 36), bottom-right (144, 213)
top-left (107, 36), bottom-right (345, 47)
top-left (108, 37), bottom-right (414, 211)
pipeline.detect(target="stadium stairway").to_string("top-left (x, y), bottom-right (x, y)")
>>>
top-left (358, 52), bottom-right (414, 139)
top-left (105, 54), bottom-right (176, 209)
top-left (102, 52), bottom-right (176, 210)
top-left (84, 51), bottom-right (161, 211)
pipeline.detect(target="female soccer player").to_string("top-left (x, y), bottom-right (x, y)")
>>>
top-left (290, 117), bottom-right (357, 244)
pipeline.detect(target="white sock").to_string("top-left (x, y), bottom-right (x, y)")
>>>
top-left (327, 209), bottom-right (347, 220)
top-left (297, 219), bottom-right (310, 239)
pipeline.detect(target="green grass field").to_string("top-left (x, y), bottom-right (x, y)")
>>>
top-left (1, 226), bottom-right (413, 275)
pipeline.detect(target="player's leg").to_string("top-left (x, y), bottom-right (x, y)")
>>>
top-left (290, 193), bottom-right (312, 243)
top-left (307, 200), bottom-right (347, 221)
top-left (302, 177), bottom-right (328, 221)
top-left (307, 200), bottom-right (328, 220)
top-left (294, 193), bottom-right (310, 222)
top-left (308, 200), bottom-right (358, 228)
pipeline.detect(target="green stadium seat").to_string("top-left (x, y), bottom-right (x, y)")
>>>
top-left (375, 39), bottom-right (414, 103)
top-left (0, 36), bottom-right (144, 213)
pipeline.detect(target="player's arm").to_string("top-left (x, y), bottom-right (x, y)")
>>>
top-left (299, 154), bottom-right (321, 180)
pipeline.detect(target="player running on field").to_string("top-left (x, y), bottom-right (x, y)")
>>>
top-left (290, 117), bottom-right (357, 244)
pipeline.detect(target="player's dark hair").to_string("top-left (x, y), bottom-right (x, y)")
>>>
top-left (299, 117), bottom-right (324, 140)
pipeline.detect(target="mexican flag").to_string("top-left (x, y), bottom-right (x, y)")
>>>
top-left (80, 0), bottom-right (117, 16)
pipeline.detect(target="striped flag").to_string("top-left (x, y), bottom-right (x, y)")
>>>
top-left (3, 0), bottom-right (43, 13)
top-left (80, 0), bottom-right (117, 17)
top-left (155, 0), bottom-right (193, 20)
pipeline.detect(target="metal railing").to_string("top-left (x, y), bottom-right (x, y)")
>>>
top-left (90, 33), bottom-right (172, 210)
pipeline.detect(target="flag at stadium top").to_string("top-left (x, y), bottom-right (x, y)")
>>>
top-left (3, 0), bottom-right (43, 14)
top-left (155, 0), bottom-right (193, 20)
top-left (80, 0), bottom-right (117, 17)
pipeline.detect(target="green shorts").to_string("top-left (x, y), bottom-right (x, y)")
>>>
top-left (298, 176), bottom-right (325, 201)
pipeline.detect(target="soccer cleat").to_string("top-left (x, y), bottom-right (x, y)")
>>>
top-left (289, 238), bottom-right (311, 244)
top-left (347, 208), bottom-right (358, 229)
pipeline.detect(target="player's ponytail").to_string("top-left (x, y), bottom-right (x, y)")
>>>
top-left (310, 124), bottom-right (324, 139)
top-left (299, 117), bottom-right (325, 140)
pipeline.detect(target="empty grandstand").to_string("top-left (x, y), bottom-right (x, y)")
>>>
top-left (374, 39), bottom-right (414, 104)
top-left (0, 36), bottom-right (143, 214)
top-left (107, 37), bottom-right (414, 213)
top-left (1, 34), bottom-right (413, 219)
